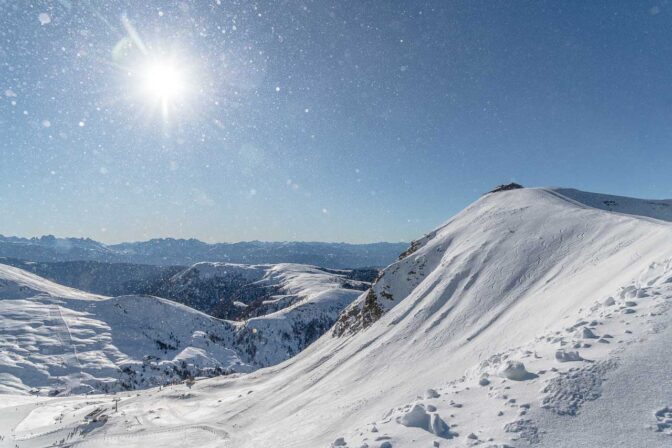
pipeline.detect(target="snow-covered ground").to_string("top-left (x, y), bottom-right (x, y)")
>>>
top-left (157, 261), bottom-right (370, 319)
top-left (0, 263), bottom-right (364, 396)
top-left (1, 187), bottom-right (672, 447)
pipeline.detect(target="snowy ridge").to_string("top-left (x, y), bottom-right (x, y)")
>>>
top-left (552, 188), bottom-right (672, 222)
top-left (258, 263), bottom-right (368, 302)
top-left (0, 263), bottom-right (364, 396)
top-left (2, 187), bottom-right (672, 447)
top-left (151, 262), bottom-right (370, 320)
top-left (0, 263), bottom-right (103, 300)
top-left (172, 262), bottom-right (267, 282)
top-left (334, 187), bottom-right (672, 336)
top-left (226, 263), bottom-right (367, 367)
top-left (0, 286), bottom-right (250, 396)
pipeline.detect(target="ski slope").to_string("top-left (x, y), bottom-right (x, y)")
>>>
top-left (1, 187), bottom-right (672, 447)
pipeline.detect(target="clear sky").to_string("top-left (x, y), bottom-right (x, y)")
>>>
top-left (1, 1), bottom-right (671, 244)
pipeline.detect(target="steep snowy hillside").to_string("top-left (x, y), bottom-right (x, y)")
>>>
top-left (0, 263), bottom-right (364, 395)
top-left (2, 187), bottom-right (672, 448)
top-left (334, 187), bottom-right (672, 336)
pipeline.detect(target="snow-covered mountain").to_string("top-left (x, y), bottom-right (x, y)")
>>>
top-left (0, 257), bottom-right (182, 297)
top-left (2, 187), bottom-right (672, 448)
top-left (0, 263), bottom-right (364, 396)
top-left (154, 262), bottom-right (372, 319)
top-left (0, 236), bottom-right (407, 268)
top-left (0, 258), bottom-right (375, 320)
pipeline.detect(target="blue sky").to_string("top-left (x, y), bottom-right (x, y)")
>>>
top-left (1, 1), bottom-right (671, 243)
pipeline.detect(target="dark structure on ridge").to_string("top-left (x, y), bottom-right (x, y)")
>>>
top-left (489, 183), bottom-right (524, 194)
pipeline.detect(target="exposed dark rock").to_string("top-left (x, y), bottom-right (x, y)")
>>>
top-left (489, 183), bottom-right (524, 193)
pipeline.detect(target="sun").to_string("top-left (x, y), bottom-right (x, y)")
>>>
top-left (141, 61), bottom-right (187, 102)
top-left (127, 54), bottom-right (195, 122)
top-left (140, 60), bottom-right (187, 103)
top-left (112, 16), bottom-right (205, 126)
top-left (119, 50), bottom-right (202, 126)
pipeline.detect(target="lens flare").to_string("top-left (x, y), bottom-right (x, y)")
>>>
top-left (114, 16), bottom-right (205, 126)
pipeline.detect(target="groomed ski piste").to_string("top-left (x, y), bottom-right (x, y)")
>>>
top-left (1, 187), bottom-right (671, 447)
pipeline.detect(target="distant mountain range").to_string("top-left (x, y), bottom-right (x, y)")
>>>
top-left (0, 235), bottom-right (408, 268)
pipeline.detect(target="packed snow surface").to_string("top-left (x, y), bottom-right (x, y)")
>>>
top-left (2, 187), bottom-right (672, 447)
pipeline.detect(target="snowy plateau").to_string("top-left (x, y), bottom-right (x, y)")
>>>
top-left (1, 187), bottom-right (672, 448)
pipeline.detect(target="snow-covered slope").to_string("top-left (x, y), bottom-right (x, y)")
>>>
top-left (0, 259), bottom-right (374, 320)
top-left (224, 263), bottom-right (369, 366)
top-left (0, 263), bottom-right (102, 300)
top-left (0, 257), bottom-right (182, 297)
top-left (0, 263), bottom-right (364, 396)
top-left (2, 187), bottom-right (672, 448)
top-left (553, 188), bottom-right (672, 222)
top-left (334, 187), bottom-right (672, 337)
top-left (154, 262), bottom-right (370, 320)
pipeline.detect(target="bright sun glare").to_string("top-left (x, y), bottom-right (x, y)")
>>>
top-left (115, 16), bottom-right (198, 122)
top-left (140, 60), bottom-right (187, 103)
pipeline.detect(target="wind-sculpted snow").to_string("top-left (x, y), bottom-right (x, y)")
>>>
top-left (334, 187), bottom-right (672, 338)
top-left (0, 263), bottom-right (365, 395)
top-left (3, 187), bottom-right (672, 447)
top-left (551, 188), bottom-right (672, 222)
top-left (0, 293), bottom-right (251, 395)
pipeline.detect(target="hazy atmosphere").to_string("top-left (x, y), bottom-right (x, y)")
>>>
top-left (2, 1), bottom-right (671, 243)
